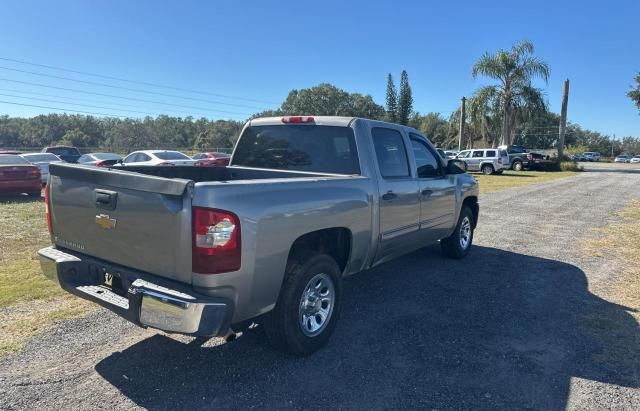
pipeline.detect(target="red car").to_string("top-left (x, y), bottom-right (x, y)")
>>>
top-left (0, 155), bottom-right (42, 196)
top-left (193, 152), bottom-right (231, 167)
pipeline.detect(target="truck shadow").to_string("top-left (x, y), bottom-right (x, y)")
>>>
top-left (95, 246), bottom-right (639, 409)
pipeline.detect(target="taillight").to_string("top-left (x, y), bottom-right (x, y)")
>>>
top-left (44, 184), bottom-right (52, 233)
top-left (497, 158), bottom-right (502, 164)
top-left (527, 154), bottom-right (533, 160)
top-left (281, 116), bottom-right (314, 124)
top-left (192, 207), bottom-right (241, 274)
top-left (157, 162), bottom-right (176, 166)
top-left (95, 160), bottom-right (106, 167)
top-left (28, 167), bottom-right (41, 179)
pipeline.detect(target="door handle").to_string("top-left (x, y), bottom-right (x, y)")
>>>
top-left (95, 189), bottom-right (118, 210)
top-left (421, 189), bottom-right (433, 197)
top-left (382, 191), bottom-right (397, 201)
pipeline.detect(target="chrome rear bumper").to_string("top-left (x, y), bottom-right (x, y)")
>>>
top-left (38, 246), bottom-right (232, 337)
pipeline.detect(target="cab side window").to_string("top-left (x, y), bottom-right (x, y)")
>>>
top-left (372, 127), bottom-right (410, 178)
top-left (410, 137), bottom-right (440, 178)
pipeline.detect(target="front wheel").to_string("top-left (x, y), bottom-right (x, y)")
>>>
top-left (263, 253), bottom-right (342, 356)
top-left (441, 206), bottom-right (474, 259)
top-left (512, 160), bottom-right (523, 171)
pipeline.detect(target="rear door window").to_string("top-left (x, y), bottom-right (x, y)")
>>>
top-left (233, 125), bottom-right (360, 174)
top-left (371, 127), bottom-right (410, 178)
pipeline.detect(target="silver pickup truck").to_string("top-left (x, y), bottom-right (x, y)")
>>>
top-left (39, 116), bottom-right (479, 356)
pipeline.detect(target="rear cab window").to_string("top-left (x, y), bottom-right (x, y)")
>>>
top-left (371, 127), bottom-right (410, 178)
top-left (232, 125), bottom-right (360, 174)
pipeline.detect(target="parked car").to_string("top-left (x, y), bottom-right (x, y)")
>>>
top-left (630, 156), bottom-right (640, 164)
top-left (41, 146), bottom-right (81, 163)
top-left (498, 145), bottom-right (550, 171)
top-left (614, 155), bottom-right (633, 163)
top-left (571, 154), bottom-right (586, 161)
top-left (455, 148), bottom-right (509, 174)
top-left (193, 152), bottom-right (231, 167)
top-left (20, 153), bottom-right (62, 185)
top-left (77, 153), bottom-right (123, 167)
top-left (117, 150), bottom-right (196, 166)
top-left (39, 116), bottom-right (479, 356)
top-left (0, 154), bottom-right (41, 196)
top-left (0, 150), bottom-right (22, 155)
top-left (444, 150), bottom-right (459, 159)
top-left (582, 152), bottom-right (601, 162)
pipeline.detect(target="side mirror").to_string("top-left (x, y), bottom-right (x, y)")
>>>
top-left (446, 159), bottom-right (466, 174)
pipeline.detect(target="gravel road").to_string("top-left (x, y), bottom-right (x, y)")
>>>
top-left (1, 163), bottom-right (639, 410)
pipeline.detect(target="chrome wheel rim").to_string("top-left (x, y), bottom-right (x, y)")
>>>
top-left (459, 216), bottom-right (472, 249)
top-left (299, 273), bottom-right (335, 337)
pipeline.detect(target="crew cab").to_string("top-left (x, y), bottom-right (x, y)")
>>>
top-left (38, 116), bottom-right (479, 356)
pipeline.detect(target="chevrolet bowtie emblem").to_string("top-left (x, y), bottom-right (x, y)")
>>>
top-left (95, 214), bottom-right (117, 230)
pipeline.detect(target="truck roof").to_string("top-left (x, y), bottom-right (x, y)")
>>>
top-left (248, 116), bottom-right (423, 135)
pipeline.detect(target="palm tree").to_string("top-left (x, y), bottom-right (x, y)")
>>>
top-left (472, 40), bottom-right (550, 146)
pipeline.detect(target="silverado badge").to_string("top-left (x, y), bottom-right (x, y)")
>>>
top-left (95, 214), bottom-right (117, 230)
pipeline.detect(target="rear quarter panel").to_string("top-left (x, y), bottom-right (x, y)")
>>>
top-left (191, 176), bottom-right (374, 322)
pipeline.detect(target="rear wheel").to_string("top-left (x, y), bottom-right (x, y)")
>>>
top-left (441, 206), bottom-right (474, 259)
top-left (263, 252), bottom-right (342, 356)
top-left (512, 160), bottom-right (523, 171)
top-left (481, 164), bottom-right (494, 175)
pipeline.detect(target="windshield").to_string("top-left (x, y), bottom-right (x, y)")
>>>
top-left (232, 125), bottom-right (360, 174)
top-left (0, 156), bottom-right (29, 165)
top-left (154, 151), bottom-right (190, 160)
top-left (22, 153), bottom-right (60, 162)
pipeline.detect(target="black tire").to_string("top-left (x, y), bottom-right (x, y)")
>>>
top-left (481, 164), bottom-right (494, 175)
top-left (441, 206), bottom-right (474, 259)
top-left (495, 170), bottom-right (504, 175)
top-left (512, 160), bottom-right (523, 171)
top-left (263, 252), bottom-right (342, 356)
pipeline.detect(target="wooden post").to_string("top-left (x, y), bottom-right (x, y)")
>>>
top-left (458, 97), bottom-right (466, 151)
top-left (558, 79), bottom-right (569, 159)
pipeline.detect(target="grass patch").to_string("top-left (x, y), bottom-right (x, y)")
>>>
top-left (583, 199), bottom-right (640, 314)
top-left (474, 170), bottom-right (577, 194)
top-left (0, 194), bottom-right (93, 356)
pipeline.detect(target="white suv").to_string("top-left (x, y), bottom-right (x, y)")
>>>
top-left (456, 148), bottom-right (509, 174)
top-left (583, 152), bottom-right (601, 162)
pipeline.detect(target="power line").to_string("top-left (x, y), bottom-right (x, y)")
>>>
top-left (0, 66), bottom-right (271, 110)
top-left (0, 87), bottom-right (242, 118)
top-left (0, 78), bottom-right (253, 116)
top-left (0, 100), bottom-right (126, 118)
top-left (0, 92), bottom-right (245, 119)
top-left (0, 56), bottom-right (279, 105)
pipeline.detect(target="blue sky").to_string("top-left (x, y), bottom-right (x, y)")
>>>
top-left (1, 0), bottom-right (638, 136)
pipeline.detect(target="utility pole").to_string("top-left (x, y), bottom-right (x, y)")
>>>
top-left (611, 134), bottom-right (615, 158)
top-left (558, 79), bottom-right (569, 159)
top-left (458, 97), bottom-right (466, 151)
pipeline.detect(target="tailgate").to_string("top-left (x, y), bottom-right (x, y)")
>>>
top-left (48, 163), bottom-right (194, 283)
